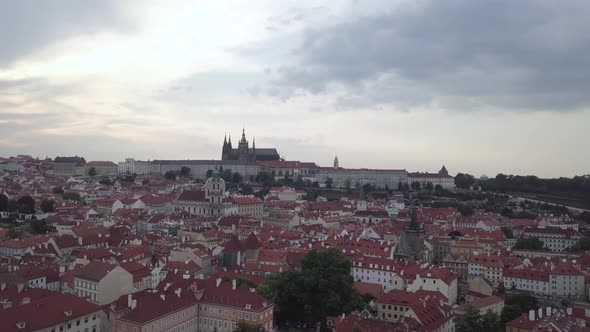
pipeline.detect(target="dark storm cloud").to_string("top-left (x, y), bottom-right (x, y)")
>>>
top-left (0, 0), bottom-right (131, 66)
top-left (274, 0), bottom-right (590, 111)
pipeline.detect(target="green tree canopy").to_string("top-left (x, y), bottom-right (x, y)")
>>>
top-left (456, 307), bottom-right (500, 332)
top-left (206, 169), bottom-right (214, 178)
top-left (0, 193), bottom-right (8, 212)
top-left (17, 195), bottom-right (35, 214)
top-left (62, 192), bottom-right (81, 202)
top-left (255, 171), bottom-right (273, 186)
top-left (88, 167), bottom-right (97, 177)
top-left (257, 248), bottom-right (361, 327)
top-left (514, 236), bottom-right (545, 250)
top-left (231, 172), bottom-right (243, 184)
top-left (455, 173), bottom-right (476, 189)
top-left (325, 177), bottom-right (334, 189)
top-left (52, 186), bottom-right (64, 194)
top-left (180, 167), bottom-right (191, 177)
top-left (233, 321), bottom-right (265, 332)
top-left (40, 199), bottom-right (55, 213)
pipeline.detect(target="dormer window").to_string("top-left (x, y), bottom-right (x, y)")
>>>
top-left (246, 304), bottom-right (252, 309)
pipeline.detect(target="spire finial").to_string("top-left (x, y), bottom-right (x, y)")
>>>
top-left (253, 136), bottom-right (256, 149)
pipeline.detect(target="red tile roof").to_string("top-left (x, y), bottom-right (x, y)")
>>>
top-left (0, 292), bottom-right (101, 332)
top-left (72, 261), bottom-right (118, 281)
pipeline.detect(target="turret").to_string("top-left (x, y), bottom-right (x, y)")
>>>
top-left (334, 155), bottom-right (339, 168)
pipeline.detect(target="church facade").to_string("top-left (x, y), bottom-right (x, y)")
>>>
top-left (221, 129), bottom-right (281, 162)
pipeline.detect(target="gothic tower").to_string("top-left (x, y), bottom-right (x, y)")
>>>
top-left (334, 155), bottom-right (339, 168)
top-left (237, 128), bottom-right (249, 162)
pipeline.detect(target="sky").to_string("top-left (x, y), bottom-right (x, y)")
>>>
top-left (0, 0), bottom-right (589, 178)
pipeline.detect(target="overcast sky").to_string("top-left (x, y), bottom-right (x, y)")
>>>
top-left (1, 0), bottom-right (589, 178)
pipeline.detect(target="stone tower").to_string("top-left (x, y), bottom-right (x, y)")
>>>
top-left (204, 171), bottom-right (225, 216)
top-left (334, 155), bottom-right (339, 168)
top-left (237, 128), bottom-right (249, 162)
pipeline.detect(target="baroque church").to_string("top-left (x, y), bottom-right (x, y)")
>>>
top-left (221, 129), bottom-right (281, 162)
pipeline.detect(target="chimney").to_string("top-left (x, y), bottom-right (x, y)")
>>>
top-left (529, 310), bottom-right (535, 321)
top-left (0, 282), bottom-right (5, 291)
top-left (17, 283), bottom-right (24, 293)
top-left (567, 308), bottom-right (573, 316)
top-left (160, 294), bottom-right (165, 301)
top-left (216, 278), bottom-right (222, 287)
top-left (59, 265), bottom-right (65, 274)
top-left (232, 279), bottom-right (237, 290)
top-left (175, 288), bottom-right (181, 297)
top-left (131, 299), bottom-right (137, 310)
top-left (127, 294), bottom-right (132, 308)
top-left (546, 307), bottom-right (551, 317)
top-left (537, 308), bottom-right (542, 319)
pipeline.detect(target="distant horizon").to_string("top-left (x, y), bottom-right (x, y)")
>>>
top-left (2, 150), bottom-right (587, 180)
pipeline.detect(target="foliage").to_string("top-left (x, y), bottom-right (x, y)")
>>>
top-left (501, 227), bottom-right (514, 239)
top-left (52, 186), bottom-right (64, 194)
top-left (343, 179), bottom-right (352, 193)
top-left (231, 172), bottom-right (243, 184)
top-left (164, 170), bottom-right (179, 180)
top-left (7, 199), bottom-right (19, 212)
top-left (40, 199), bottom-right (55, 213)
top-left (241, 184), bottom-right (253, 195)
top-left (221, 275), bottom-right (257, 288)
top-left (233, 321), bottom-right (265, 332)
top-left (179, 166), bottom-right (191, 177)
top-left (6, 226), bottom-right (21, 239)
top-left (88, 167), bottom-right (97, 177)
top-left (514, 236), bottom-right (545, 250)
top-left (325, 177), bottom-right (333, 189)
top-left (455, 173), bottom-right (476, 189)
top-left (256, 171), bottom-right (273, 187)
top-left (17, 195), bottom-right (35, 214)
top-left (456, 307), bottom-right (500, 332)
top-left (568, 238), bottom-right (590, 252)
top-left (257, 248), bottom-right (361, 327)
top-left (62, 192), bottom-right (81, 202)
top-left (411, 181), bottom-right (421, 191)
top-left (577, 211), bottom-right (590, 223)
top-left (30, 219), bottom-right (52, 234)
top-left (424, 181), bottom-right (434, 191)
top-left (0, 193), bottom-right (8, 212)
top-left (206, 169), bottom-right (214, 178)
top-left (304, 189), bottom-right (319, 202)
top-left (500, 207), bottom-right (513, 218)
top-left (458, 204), bottom-right (474, 216)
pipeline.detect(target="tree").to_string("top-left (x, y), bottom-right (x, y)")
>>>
top-left (40, 199), bottom-right (55, 213)
top-left (0, 193), bottom-right (8, 212)
top-left (325, 177), bottom-right (333, 189)
top-left (411, 181), bottom-right (421, 191)
top-left (206, 169), bottom-right (214, 178)
top-left (7, 199), bottom-right (19, 212)
top-left (458, 204), bottom-right (474, 216)
top-left (62, 192), bottom-right (81, 202)
top-left (180, 166), bottom-right (191, 177)
top-left (434, 184), bottom-right (443, 192)
top-left (455, 173), bottom-right (476, 189)
top-left (233, 321), bottom-right (265, 332)
top-left (425, 181), bottom-right (434, 191)
top-left (258, 248), bottom-right (361, 327)
top-left (88, 167), bottom-right (97, 177)
top-left (30, 219), bottom-right (51, 234)
top-left (345, 179), bottom-right (352, 194)
top-left (569, 238), bottom-right (590, 252)
top-left (456, 307), bottom-right (499, 332)
top-left (164, 170), bottom-right (178, 180)
top-left (241, 184), bottom-right (253, 195)
top-left (231, 172), bottom-right (243, 184)
top-left (17, 195), bottom-right (35, 214)
top-left (255, 171), bottom-right (273, 186)
top-left (514, 236), bottom-right (544, 250)
top-left (222, 169), bottom-right (233, 182)
top-left (455, 307), bottom-right (481, 332)
top-left (6, 226), bottom-right (21, 239)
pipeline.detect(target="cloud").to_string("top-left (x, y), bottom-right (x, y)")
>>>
top-left (0, 0), bottom-right (132, 66)
top-left (272, 0), bottom-right (590, 111)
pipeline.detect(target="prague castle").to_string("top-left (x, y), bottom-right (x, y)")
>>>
top-left (221, 128), bottom-right (280, 162)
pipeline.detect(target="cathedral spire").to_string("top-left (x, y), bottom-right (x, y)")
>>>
top-left (224, 133), bottom-right (227, 145)
top-left (240, 127), bottom-right (248, 144)
top-left (228, 134), bottom-right (232, 147)
top-left (252, 136), bottom-right (256, 149)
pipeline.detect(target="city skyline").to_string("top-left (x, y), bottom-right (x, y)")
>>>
top-left (1, 1), bottom-right (590, 178)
